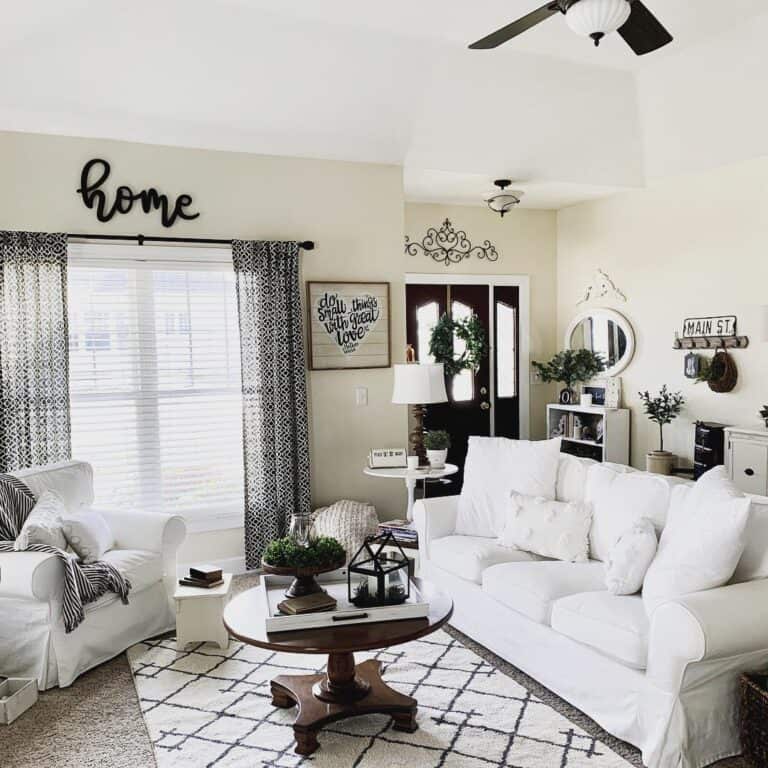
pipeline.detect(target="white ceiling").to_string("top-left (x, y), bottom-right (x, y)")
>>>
top-left (4, 1), bottom-right (768, 209)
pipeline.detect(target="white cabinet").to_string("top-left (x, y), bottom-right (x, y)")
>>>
top-left (725, 427), bottom-right (768, 496)
top-left (547, 404), bottom-right (630, 465)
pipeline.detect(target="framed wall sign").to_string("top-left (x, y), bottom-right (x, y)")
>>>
top-left (307, 281), bottom-right (391, 370)
top-left (682, 316), bottom-right (737, 338)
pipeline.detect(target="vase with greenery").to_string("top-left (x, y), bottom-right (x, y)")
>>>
top-left (638, 385), bottom-right (685, 475)
top-left (429, 313), bottom-right (488, 378)
top-left (424, 429), bottom-right (451, 469)
top-left (262, 536), bottom-right (346, 598)
top-left (532, 349), bottom-right (606, 404)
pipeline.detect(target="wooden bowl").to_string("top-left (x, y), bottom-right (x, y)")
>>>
top-left (261, 558), bottom-right (346, 598)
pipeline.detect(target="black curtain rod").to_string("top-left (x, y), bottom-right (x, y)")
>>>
top-left (67, 233), bottom-right (315, 250)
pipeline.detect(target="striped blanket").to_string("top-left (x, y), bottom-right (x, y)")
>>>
top-left (0, 474), bottom-right (131, 632)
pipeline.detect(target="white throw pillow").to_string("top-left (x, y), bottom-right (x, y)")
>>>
top-left (14, 490), bottom-right (67, 551)
top-left (456, 437), bottom-right (562, 538)
top-left (733, 497), bottom-right (768, 583)
top-left (586, 465), bottom-right (674, 562)
top-left (499, 493), bottom-right (592, 563)
top-left (604, 519), bottom-right (658, 595)
top-left (642, 467), bottom-right (750, 615)
top-left (556, 454), bottom-right (598, 504)
top-left (62, 510), bottom-right (115, 563)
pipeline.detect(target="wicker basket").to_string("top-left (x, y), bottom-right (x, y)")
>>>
top-left (740, 673), bottom-right (768, 767)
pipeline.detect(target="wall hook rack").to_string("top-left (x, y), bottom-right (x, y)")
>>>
top-left (673, 335), bottom-right (749, 351)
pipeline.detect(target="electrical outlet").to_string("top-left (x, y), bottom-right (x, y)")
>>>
top-left (355, 386), bottom-right (368, 406)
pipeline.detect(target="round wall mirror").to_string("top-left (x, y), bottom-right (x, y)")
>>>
top-left (565, 308), bottom-right (635, 377)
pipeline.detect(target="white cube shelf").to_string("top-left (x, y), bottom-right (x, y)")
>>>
top-left (547, 404), bottom-right (630, 465)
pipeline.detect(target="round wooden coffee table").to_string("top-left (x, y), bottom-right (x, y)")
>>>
top-left (223, 578), bottom-right (453, 756)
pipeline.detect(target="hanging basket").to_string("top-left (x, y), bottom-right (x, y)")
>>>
top-left (708, 349), bottom-right (738, 394)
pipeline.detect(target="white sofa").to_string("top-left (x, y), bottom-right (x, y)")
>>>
top-left (0, 460), bottom-right (186, 689)
top-left (414, 453), bottom-right (768, 768)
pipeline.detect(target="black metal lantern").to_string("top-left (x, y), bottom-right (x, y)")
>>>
top-left (347, 532), bottom-right (410, 608)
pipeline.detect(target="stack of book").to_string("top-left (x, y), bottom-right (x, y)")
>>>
top-left (377, 519), bottom-right (418, 545)
top-left (178, 564), bottom-right (224, 589)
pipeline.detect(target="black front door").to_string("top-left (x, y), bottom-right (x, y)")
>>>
top-left (405, 282), bottom-right (520, 495)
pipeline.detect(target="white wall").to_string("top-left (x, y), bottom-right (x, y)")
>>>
top-left (557, 156), bottom-right (768, 469)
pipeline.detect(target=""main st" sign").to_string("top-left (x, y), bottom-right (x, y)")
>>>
top-left (682, 315), bottom-right (737, 338)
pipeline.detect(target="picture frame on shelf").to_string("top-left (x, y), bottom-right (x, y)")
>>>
top-left (581, 377), bottom-right (622, 409)
top-left (307, 281), bottom-right (391, 370)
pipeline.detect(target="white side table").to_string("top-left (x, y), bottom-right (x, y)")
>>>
top-left (174, 573), bottom-right (233, 651)
top-left (363, 464), bottom-right (459, 521)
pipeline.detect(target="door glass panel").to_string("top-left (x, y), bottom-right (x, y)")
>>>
top-left (416, 302), bottom-right (439, 363)
top-left (496, 301), bottom-right (517, 398)
top-left (451, 300), bottom-right (473, 402)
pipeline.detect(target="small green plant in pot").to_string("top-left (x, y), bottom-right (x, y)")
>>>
top-left (424, 430), bottom-right (451, 469)
top-left (638, 385), bottom-right (685, 476)
top-left (532, 349), bottom-right (606, 404)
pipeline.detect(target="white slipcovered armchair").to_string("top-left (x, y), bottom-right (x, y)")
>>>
top-left (0, 460), bottom-right (186, 689)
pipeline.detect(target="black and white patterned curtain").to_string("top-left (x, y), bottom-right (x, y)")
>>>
top-left (232, 240), bottom-right (311, 569)
top-left (0, 231), bottom-right (71, 472)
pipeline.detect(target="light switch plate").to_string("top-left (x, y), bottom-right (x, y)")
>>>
top-left (355, 386), bottom-right (368, 406)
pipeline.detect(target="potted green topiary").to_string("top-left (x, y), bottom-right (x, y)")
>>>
top-left (262, 536), bottom-right (346, 598)
top-left (532, 349), bottom-right (606, 404)
top-left (424, 430), bottom-right (451, 468)
top-left (638, 385), bottom-right (686, 475)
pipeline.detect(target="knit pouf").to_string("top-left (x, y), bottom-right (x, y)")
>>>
top-left (312, 500), bottom-right (378, 562)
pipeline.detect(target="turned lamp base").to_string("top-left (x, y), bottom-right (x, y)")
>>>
top-left (409, 403), bottom-right (428, 467)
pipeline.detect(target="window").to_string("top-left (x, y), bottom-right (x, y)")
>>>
top-left (68, 247), bottom-right (245, 530)
top-left (496, 301), bottom-right (517, 398)
top-left (451, 300), bottom-right (474, 402)
top-left (416, 301), bottom-right (439, 364)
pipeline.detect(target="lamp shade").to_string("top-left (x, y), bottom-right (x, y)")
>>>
top-left (391, 363), bottom-right (448, 405)
top-left (566, 0), bottom-right (631, 39)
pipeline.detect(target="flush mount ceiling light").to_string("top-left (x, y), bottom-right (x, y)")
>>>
top-left (565, 0), bottom-right (631, 46)
top-left (484, 180), bottom-right (524, 218)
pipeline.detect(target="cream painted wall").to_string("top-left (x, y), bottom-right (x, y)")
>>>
top-left (557, 157), bottom-right (768, 469)
top-left (0, 131), bottom-right (407, 564)
top-left (404, 203), bottom-right (559, 441)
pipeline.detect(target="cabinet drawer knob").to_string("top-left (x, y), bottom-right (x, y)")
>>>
top-left (745, 468), bottom-right (756, 477)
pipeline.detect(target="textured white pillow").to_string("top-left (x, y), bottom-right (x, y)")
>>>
top-left (586, 465), bottom-right (674, 562)
top-left (62, 510), bottom-right (115, 563)
top-left (456, 437), bottom-right (562, 538)
top-left (604, 518), bottom-right (658, 595)
top-left (499, 493), bottom-right (592, 562)
top-left (556, 454), bottom-right (598, 504)
top-left (642, 468), bottom-right (750, 615)
top-left (14, 490), bottom-right (67, 551)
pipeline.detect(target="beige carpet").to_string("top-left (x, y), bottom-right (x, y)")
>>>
top-left (0, 574), bottom-right (748, 768)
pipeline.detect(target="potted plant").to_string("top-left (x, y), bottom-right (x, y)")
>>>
top-left (532, 349), bottom-right (606, 404)
top-left (638, 385), bottom-right (686, 475)
top-left (262, 536), bottom-right (346, 598)
top-left (424, 430), bottom-right (451, 468)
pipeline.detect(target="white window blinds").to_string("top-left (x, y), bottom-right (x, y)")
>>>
top-left (67, 247), bottom-right (245, 530)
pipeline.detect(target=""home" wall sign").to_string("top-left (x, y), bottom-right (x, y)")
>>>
top-left (77, 158), bottom-right (200, 228)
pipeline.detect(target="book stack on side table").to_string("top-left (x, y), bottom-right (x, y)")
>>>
top-left (179, 564), bottom-right (224, 589)
top-left (376, 519), bottom-right (418, 547)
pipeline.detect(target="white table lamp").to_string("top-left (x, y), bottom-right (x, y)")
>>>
top-left (392, 363), bottom-right (448, 466)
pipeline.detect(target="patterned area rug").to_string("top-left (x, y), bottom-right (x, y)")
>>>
top-left (128, 630), bottom-right (636, 768)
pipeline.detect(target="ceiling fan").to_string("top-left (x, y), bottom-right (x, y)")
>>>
top-left (469, 0), bottom-right (673, 55)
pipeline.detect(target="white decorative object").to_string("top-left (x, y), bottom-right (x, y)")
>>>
top-left (61, 509), bottom-right (114, 563)
top-left (565, 308), bottom-right (635, 377)
top-left (363, 463), bottom-right (458, 522)
top-left (586, 464), bottom-right (672, 562)
top-left (499, 493), bottom-right (592, 563)
top-left (581, 393), bottom-right (593, 407)
top-left (407, 456), bottom-right (419, 471)
top-left (547, 404), bottom-right (630, 464)
top-left (604, 519), bottom-right (658, 595)
top-left (565, 0), bottom-right (631, 44)
top-left (0, 678), bottom-right (38, 725)
top-left (311, 499), bottom-right (378, 561)
top-left (368, 448), bottom-right (407, 469)
top-left (307, 281), bottom-right (390, 370)
top-left (577, 269), bottom-right (627, 305)
top-left (175, 573), bottom-right (233, 651)
top-left (427, 449), bottom-right (448, 468)
top-left (456, 437), bottom-right (562, 538)
top-left (0, 460), bottom-right (186, 689)
top-left (13, 490), bottom-right (67, 551)
top-left (643, 468), bottom-right (751, 615)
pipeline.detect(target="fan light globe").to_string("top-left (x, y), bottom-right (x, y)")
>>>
top-left (565, 0), bottom-right (631, 46)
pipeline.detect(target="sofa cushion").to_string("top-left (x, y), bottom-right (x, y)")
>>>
top-left (101, 549), bottom-right (163, 593)
top-left (556, 454), bottom-right (597, 504)
top-left (551, 592), bottom-right (649, 669)
top-left (430, 535), bottom-right (536, 584)
top-left (456, 437), bottom-right (562, 538)
top-left (586, 464), bottom-right (676, 562)
top-left (482, 561), bottom-right (606, 625)
top-left (733, 496), bottom-right (768, 583)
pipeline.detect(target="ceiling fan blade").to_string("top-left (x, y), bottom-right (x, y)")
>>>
top-left (469, 3), bottom-right (560, 50)
top-left (618, 1), bottom-right (673, 56)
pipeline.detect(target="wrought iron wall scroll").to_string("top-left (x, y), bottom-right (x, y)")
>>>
top-left (404, 219), bottom-right (499, 267)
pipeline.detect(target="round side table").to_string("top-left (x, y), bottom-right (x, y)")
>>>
top-left (363, 463), bottom-right (458, 521)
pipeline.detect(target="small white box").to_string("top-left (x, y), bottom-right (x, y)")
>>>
top-left (0, 678), bottom-right (38, 725)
